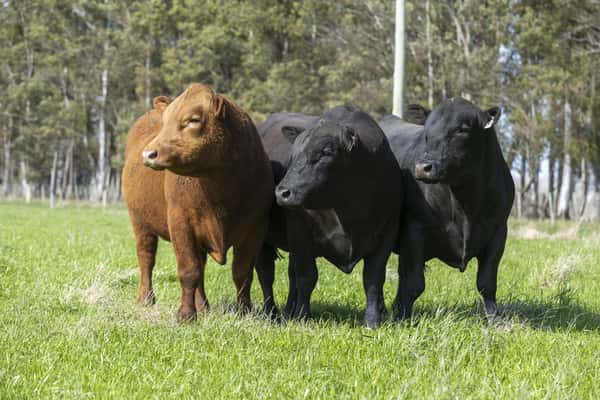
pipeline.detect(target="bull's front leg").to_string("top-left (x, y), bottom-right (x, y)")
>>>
top-left (476, 224), bottom-right (507, 316)
top-left (362, 228), bottom-right (396, 328)
top-left (290, 251), bottom-right (318, 321)
top-left (394, 222), bottom-right (425, 321)
top-left (170, 225), bottom-right (208, 323)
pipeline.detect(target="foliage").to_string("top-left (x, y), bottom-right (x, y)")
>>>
top-left (0, 0), bottom-right (598, 216)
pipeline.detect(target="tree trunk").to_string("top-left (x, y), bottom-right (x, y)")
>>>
top-left (557, 99), bottom-right (573, 219)
top-left (546, 152), bottom-right (555, 222)
top-left (533, 155), bottom-right (540, 218)
top-left (145, 52), bottom-right (151, 109)
top-left (518, 151), bottom-right (526, 218)
top-left (50, 150), bottom-right (58, 208)
top-left (19, 160), bottom-right (31, 203)
top-left (95, 68), bottom-right (109, 203)
top-left (2, 117), bottom-right (11, 197)
top-left (583, 162), bottom-right (600, 220)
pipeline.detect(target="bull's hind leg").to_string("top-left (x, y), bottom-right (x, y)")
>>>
top-left (284, 258), bottom-right (298, 316)
top-left (394, 222), bottom-right (425, 321)
top-left (476, 224), bottom-right (507, 316)
top-left (290, 252), bottom-right (318, 321)
top-left (132, 222), bottom-right (158, 306)
top-left (232, 228), bottom-right (268, 314)
top-left (255, 244), bottom-right (279, 318)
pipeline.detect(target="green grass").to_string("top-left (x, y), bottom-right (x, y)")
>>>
top-left (1, 203), bottom-right (600, 399)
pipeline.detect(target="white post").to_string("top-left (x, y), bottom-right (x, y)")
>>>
top-left (393, 0), bottom-right (405, 117)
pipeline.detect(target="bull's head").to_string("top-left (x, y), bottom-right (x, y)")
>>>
top-left (413, 98), bottom-right (500, 185)
top-left (142, 83), bottom-right (231, 176)
top-left (275, 119), bottom-right (359, 209)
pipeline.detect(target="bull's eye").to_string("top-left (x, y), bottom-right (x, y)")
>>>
top-left (188, 118), bottom-right (202, 125)
top-left (322, 146), bottom-right (334, 157)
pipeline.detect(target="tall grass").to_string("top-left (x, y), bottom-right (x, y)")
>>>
top-left (1, 204), bottom-right (599, 399)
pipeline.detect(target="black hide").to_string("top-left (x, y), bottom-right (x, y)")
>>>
top-left (255, 106), bottom-right (403, 327)
top-left (379, 97), bottom-right (515, 319)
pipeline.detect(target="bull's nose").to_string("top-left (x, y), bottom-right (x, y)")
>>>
top-left (276, 187), bottom-right (291, 200)
top-left (142, 150), bottom-right (158, 162)
top-left (275, 186), bottom-right (293, 205)
top-left (414, 162), bottom-right (434, 179)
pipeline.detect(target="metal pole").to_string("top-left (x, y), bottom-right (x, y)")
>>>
top-left (393, 0), bottom-right (405, 117)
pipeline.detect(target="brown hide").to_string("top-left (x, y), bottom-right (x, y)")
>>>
top-left (122, 84), bottom-right (273, 321)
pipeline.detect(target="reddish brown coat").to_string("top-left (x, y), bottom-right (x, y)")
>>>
top-left (122, 83), bottom-right (273, 321)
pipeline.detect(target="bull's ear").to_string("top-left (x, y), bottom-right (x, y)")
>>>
top-left (213, 94), bottom-right (229, 119)
top-left (281, 126), bottom-right (305, 143)
top-left (483, 107), bottom-right (501, 129)
top-left (342, 126), bottom-right (359, 151)
top-left (404, 104), bottom-right (431, 125)
top-left (152, 96), bottom-right (170, 112)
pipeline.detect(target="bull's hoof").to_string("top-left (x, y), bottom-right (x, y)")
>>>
top-left (283, 302), bottom-right (296, 317)
top-left (394, 307), bottom-right (413, 322)
top-left (262, 302), bottom-right (280, 322)
top-left (137, 288), bottom-right (156, 306)
top-left (291, 305), bottom-right (310, 322)
top-left (363, 313), bottom-right (382, 329)
top-left (176, 306), bottom-right (197, 323)
top-left (480, 299), bottom-right (497, 316)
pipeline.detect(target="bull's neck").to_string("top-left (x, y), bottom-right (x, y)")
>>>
top-left (448, 131), bottom-right (497, 221)
top-left (448, 179), bottom-right (484, 221)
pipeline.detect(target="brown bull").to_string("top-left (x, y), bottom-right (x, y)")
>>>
top-left (122, 83), bottom-right (273, 322)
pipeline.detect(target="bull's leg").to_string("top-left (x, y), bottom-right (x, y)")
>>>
top-left (362, 253), bottom-right (389, 329)
top-left (232, 228), bottom-right (268, 314)
top-left (171, 225), bottom-right (208, 322)
top-left (362, 229), bottom-right (396, 328)
top-left (132, 222), bottom-right (158, 306)
top-left (291, 252), bottom-right (318, 321)
top-left (255, 244), bottom-right (279, 319)
top-left (394, 223), bottom-right (425, 321)
top-left (476, 224), bottom-right (507, 316)
top-left (284, 254), bottom-right (298, 316)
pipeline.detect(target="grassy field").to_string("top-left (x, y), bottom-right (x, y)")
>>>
top-left (1, 202), bottom-right (600, 399)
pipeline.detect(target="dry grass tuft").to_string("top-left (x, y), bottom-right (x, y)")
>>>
top-left (512, 223), bottom-right (580, 241)
top-left (539, 254), bottom-right (585, 289)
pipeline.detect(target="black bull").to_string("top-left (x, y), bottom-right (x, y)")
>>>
top-left (253, 98), bottom-right (514, 325)
top-left (253, 106), bottom-right (403, 328)
top-left (380, 97), bottom-right (515, 319)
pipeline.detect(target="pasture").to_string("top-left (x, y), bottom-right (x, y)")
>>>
top-left (1, 202), bottom-right (599, 399)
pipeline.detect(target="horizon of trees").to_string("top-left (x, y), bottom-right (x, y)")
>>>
top-left (0, 0), bottom-right (599, 220)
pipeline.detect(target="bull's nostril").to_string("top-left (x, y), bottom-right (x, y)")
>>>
top-left (143, 150), bottom-right (158, 160)
top-left (278, 188), bottom-right (291, 200)
top-left (423, 164), bottom-right (433, 173)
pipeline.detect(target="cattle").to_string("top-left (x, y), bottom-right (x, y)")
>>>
top-left (255, 106), bottom-right (403, 328)
top-left (379, 97), bottom-right (515, 320)
top-left (122, 83), bottom-right (273, 322)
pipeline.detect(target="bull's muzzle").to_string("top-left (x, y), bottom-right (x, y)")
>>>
top-left (275, 185), bottom-right (300, 207)
top-left (414, 161), bottom-right (440, 183)
top-left (142, 149), bottom-right (164, 170)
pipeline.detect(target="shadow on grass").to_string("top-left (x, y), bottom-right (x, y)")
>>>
top-left (299, 298), bottom-right (600, 332)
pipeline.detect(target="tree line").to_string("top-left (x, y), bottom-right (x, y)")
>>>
top-left (0, 0), bottom-right (598, 219)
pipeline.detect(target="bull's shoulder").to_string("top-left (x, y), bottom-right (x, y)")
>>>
top-left (258, 112), bottom-right (318, 137)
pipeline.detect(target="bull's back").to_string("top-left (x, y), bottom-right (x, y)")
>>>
top-left (379, 116), bottom-right (423, 169)
top-left (258, 112), bottom-right (319, 179)
top-left (122, 109), bottom-right (170, 240)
